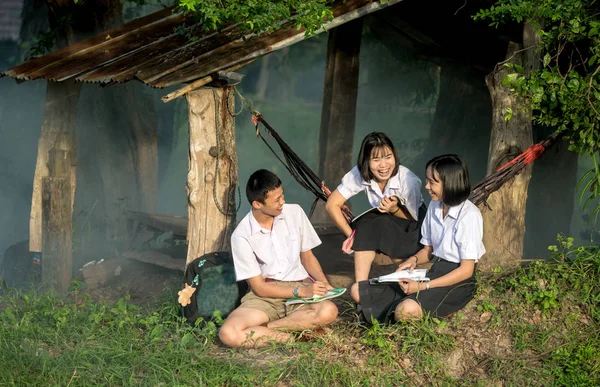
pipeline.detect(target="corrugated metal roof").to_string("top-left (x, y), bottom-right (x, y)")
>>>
top-left (0, 0), bottom-right (24, 41)
top-left (1, 0), bottom-right (401, 88)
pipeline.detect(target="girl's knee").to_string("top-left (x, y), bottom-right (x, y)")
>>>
top-left (394, 299), bottom-right (423, 321)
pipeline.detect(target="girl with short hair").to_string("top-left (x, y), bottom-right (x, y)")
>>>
top-left (325, 132), bottom-right (425, 303)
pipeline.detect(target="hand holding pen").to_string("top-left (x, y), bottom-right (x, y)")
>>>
top-left (342, 229), bottom-right (356, 254)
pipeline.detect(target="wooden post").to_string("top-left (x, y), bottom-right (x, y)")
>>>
top-left (185, 86), bottom-right (239, 264)
top-left (42, 149), bottom-right (73, 293)
top-left (312, 19), bottom-right (363, 226)
top-left (30, 80), bottom-right (80, 254)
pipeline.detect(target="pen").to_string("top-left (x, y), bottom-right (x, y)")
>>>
top-left (344, 230), bottom-right (356, 250)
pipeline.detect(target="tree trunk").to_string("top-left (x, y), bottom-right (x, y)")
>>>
top-left (42, 149), bottom-right (73, 293)
top-left (480, 41), bottom-right (534, 271)
top-left (185, 86), bottom-right (239, 264)
top-left (312, 19), bottom-right (363, 226)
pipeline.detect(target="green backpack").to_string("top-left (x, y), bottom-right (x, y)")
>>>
top-left (181, 252), bottom-right (248, 324)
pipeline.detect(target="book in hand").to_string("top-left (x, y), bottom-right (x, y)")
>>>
top-left (350, 207), bottom-right (379, 224)
top-left (284, 287), bottom-right (347, 305)
top-left (350, 196), bottom-right (407, 224)
top-left (369, 269), bottom-right (429, 284)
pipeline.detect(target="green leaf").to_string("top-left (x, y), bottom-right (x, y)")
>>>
top-left (543, 53), bottom-right (552, 67)
top-left (567, 78), bottom-right (580, 91)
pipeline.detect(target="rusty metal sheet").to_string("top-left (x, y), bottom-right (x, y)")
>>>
top-left (32, 13), bottom-right (185, 82)
top-left (2, 0), bottom-right (400, 88)
top-left (4, 7), bottom-right (176, 80)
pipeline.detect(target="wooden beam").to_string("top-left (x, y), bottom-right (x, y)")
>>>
top-left (161, 61), bottom-right (251, 103)
top-left (42, 149), bottom-right (73, 293)
top-left (30, 80), bottom-right (80, 254)
top-left (312, 19), bottom-right (363, 225)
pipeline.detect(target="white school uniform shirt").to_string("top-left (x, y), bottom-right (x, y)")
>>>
top-left (336, 165), bottom-right (424, 220)
top-left (231, 203), bottom-right (321, 281)
top-left (420, 199), bottom-right (486, 263)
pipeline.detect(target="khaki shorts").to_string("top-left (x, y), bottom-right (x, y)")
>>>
top-left (239, 279), bottom-right (311, 322)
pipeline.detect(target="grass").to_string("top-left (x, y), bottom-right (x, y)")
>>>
top-left (1, 236), bottom-right (600, 386)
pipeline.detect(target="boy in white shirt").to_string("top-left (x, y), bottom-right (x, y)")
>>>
top-left (219, 169), bottom-right (338, 348)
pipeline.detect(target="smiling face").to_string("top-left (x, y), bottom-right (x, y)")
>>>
top-left (425, 165), bottom-right (444, 202)
top-left (253, 186), bottom-right (285, 217)
top-left (368, 146), bottom-right (396, 183)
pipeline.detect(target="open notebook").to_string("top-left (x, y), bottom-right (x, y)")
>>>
top-left (370, 269), bottom-right (429, 284)
top-left (284, 288), bottom-right (347, 305)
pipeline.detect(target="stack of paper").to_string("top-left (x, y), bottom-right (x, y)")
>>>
top-left (370, 269), bottom-right (429, 283)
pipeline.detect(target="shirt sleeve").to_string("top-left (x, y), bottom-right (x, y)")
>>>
top-left (402, 170), bottom-right (423, 221)
top-left (454, 210), bottom-right (484, 261)
top-left (419, 204), bottom-right (433, 246)
top-left (231, 234), bottom-right (261, 281)
top-left (296, 205), bottom-right (322, 252)
top-left (336, 166), bottom-right (365, 200)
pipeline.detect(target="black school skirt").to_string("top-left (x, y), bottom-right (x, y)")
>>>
top-left (357, 257), bottom-right (477, 323)
top-left (352, 204), bottom-right (426, 258)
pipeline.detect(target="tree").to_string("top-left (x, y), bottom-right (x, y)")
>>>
top-left (476, 0), bottom-right (600, 225)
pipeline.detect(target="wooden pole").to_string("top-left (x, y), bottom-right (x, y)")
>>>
top-left (312, 19), bottom-right (363, 226)
top-left (161, 61), bottom-right (251, 104)
top-left (185, 86), bottom-right (239, 264)
top-left (42, 149), bottom-right (73, 293)
top-left (30, 80), bottom-right (80, 254)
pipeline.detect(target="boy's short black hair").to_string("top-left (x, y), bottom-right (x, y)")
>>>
top-left (356, 132), bottom-right (400, 181)
top-left (246, 169), bottom-right (282, 204)
top-left (426, 154), bottom-right (471, 207)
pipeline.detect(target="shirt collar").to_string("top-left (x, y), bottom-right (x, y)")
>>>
top-left (249, 209), bottom-right (285, 235)
top-left (446, 202), bottom-right (464, 219)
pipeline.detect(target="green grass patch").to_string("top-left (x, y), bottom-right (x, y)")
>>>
top-left (1, 236), bottom-right (600, 385)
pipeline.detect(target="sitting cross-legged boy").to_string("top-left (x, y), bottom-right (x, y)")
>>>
top-left (218, 169), bottom-right (339, 348)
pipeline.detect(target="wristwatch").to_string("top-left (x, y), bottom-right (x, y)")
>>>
top-left (292, 286), bottom-right (300, 298)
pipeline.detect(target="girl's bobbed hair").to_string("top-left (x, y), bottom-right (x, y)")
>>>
top-left (356, 132), bottom-right (399, 181)
top-left (426, 154), bottom-right (471, 206)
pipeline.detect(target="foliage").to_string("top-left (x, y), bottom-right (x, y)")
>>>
top-left (176, 0), bottom-right (333, 36)
top-left (475, 0), bottom-right (600, 220)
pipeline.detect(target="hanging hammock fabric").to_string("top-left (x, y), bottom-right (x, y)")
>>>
top-left (469, 131), bottom-right (564, 208)
top-left (237, 86), bottom-right (565, 220)
top-left (251, 115), bottom-right (354, 220)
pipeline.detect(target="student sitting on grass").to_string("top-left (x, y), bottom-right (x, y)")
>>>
top-left (219, 169), bottom-right (338, 348)
top-left (355, 154), bottom-right (485, 322)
